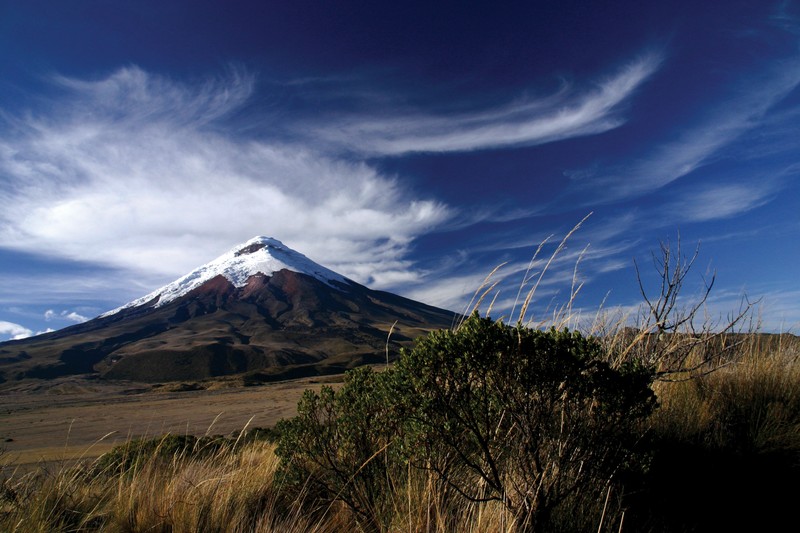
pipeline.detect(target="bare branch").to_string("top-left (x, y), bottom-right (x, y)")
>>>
top-left (627, 234), bottom-right (755, 378)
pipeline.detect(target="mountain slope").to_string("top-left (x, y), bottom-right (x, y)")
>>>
top-left (0, 237), bottom-right (456, 383)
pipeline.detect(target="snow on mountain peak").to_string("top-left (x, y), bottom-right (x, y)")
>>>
top-left (102, 236), bottom-right (351, 316)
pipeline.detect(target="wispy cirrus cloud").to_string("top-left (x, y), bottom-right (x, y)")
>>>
top-left (569, 56), bottom-right (800, 204)
top-left (299, 52), bottom-right (663, 155)
top-left (402, 213), bottom-right (641, 318)
top-left (757, 288), bottom-right (800, 332)
top-left (0, 270), bottom-right (145, 308)
top-left (50, 65), bottom-right (256, 128)
top-left (0, 67), bottom-right (452, 291)
top-left (667, 181), bottom-right (780, 222)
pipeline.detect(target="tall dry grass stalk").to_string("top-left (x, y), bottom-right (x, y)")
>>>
top-left (461, 213), bottom-right (593, 331)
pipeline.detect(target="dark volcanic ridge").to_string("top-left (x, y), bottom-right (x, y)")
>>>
top-left (0, 238), bottom-right (457, 384)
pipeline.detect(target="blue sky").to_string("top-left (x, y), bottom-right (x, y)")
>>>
top-left (0, 0), bottom-right (798, 340)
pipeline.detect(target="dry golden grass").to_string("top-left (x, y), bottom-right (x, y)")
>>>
top-left (0, 438), bottom-right (522, 532)
top-left (651, 332), bottom-right (800, 452)
top-left (2, 329), bottom-right (797, 532)
top-left (2, 440), bottom-right (324, 532)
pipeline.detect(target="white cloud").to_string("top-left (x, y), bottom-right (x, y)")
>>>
top-left (44, 309), bottom-right (89, 323)
top-left (403, 211), bottom-right (642, 316)
top-left (51, 65), bottom-right (256, 128)
top-left (758, 289), bottom-right (800, 333)
top-left (63, 311), bottom-right (89, 323)
top-left (301, 52), bottom-right (663, 155)
top-left (0, 320), bottom-right (33, 340)
top-left (669, 182), bottom-right (778, 222)
top-left (573, 56), bottom-right (800, 203)
top-left (0, 67), bottom-right (452, 289)
top-left (403, 270), bottom-right (508, 315)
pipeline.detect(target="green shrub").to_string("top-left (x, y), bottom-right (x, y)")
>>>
top-left (274, 313), bottom-right (657, 532)
top-left (395, 313), bottom-right (656, 531)
top-left (274, 366), bottom-right (408, 532)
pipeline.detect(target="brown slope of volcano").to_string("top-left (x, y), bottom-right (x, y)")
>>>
top-left (0, 270), bottom-right (456, 384)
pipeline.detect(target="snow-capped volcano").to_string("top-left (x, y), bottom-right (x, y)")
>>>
top-left (103, 236), bottom-right (352, 316)
top-left (0, 236), bottom-right (456, 384)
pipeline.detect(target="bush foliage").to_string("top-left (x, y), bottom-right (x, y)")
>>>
top-left (274, 313), bottom-right (657, 531)
top-left (274, 366), bottom-right (407, 531)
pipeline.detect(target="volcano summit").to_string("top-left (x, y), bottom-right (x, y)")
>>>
top-left (0, 237), bottom-right (456, 383)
